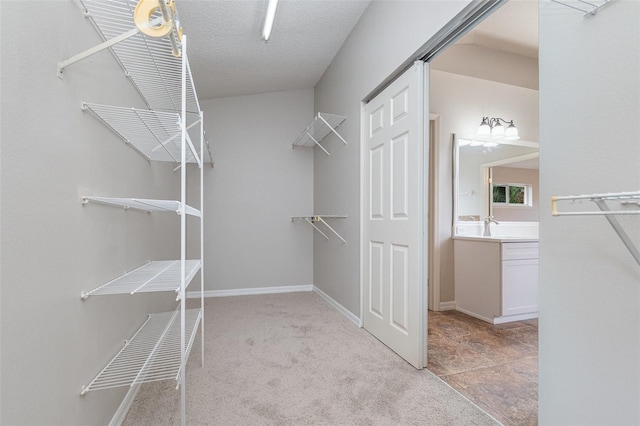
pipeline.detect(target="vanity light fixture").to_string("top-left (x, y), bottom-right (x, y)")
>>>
top-left (261, 0), bottom-right (279, 42)
top-left (477, 117), bottom-right (520, 141)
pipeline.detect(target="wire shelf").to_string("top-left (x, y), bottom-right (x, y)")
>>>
top-left (293, 113), bottom-right (348, 156)
top-left (550, 0), bottom-right (616, 16)
top-left (83, 102), bottom-right (201, 164)
top-left (83, 196), bottom-right (201, 217)
top-left (81, 0), bottom-right (198, 115)
top-left (551, 191), bottom-right (640, 265)
top-left (81, 308), bottom-right (202, 394)
top-left (82, 260), bottom-right (201, 299)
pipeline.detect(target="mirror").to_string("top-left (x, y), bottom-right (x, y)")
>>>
top-left (453, 134), bottom-right (539, 234)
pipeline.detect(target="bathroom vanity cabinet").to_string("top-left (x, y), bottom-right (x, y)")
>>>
top-left (454, 237), bottom-right (539, 324)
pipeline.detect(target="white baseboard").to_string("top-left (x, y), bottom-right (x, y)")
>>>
top-left (109, 384), bottom-right (141, 426)
top-left (438, 301), bottom-right (456, 311)
top-left (313, 286), bottom-right (362, 327)
top-left (455, 306), bottom-right (538, 324)
top-left (493, 312), bottom-right (538, 324)
top-left (186, 284), bottom-right (313, 299)
top-left (454, 307), bottom-right (494, 324)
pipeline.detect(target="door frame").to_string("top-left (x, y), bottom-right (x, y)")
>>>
top-left (428, 114), bottom-right (441, 312)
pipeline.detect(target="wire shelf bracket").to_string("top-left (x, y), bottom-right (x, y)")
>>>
top-left (291, 215), bottom-right (348, 244)
top-left (82, 196), bottom-right (201, 217)
top-left (81, 260), bottom-right (201, 300)
top-left (551, 191), bottom-right (640, 266)
top-left (80, 308), bottom-right (201, 395)
top-left (550, 0), bottom-right (616, 16)
top-left (292, 113), bottom-right (347, 156)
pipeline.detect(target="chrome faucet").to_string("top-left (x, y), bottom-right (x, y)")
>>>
top-left (483, 216), bottom-right (499, 236)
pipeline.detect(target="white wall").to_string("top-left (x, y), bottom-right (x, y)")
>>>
top-left (1, 2), bottom-right (179, 424)
top-left (196, 89), bottom-right (314, 292)
top-left (539, 0), bottom-right (640, 424)
top-left (313, 0), bottom-right (474, 317)
top-left (431, 43), bottom-right (539, 90)
top-left (430, 69), bottom-right (539, 302)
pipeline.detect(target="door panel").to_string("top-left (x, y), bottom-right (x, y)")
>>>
top-left (362, 61), bottom-right (428, 369)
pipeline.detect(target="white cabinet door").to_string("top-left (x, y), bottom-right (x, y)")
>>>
top-left (502, 259), bottom-right (539, 316)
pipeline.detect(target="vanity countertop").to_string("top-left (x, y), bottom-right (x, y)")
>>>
top-left (453, 235), bottom-right (539, 243)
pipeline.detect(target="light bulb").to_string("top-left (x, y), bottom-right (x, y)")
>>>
top-left (491, 122), bottom-right (504, 138)
top-left (477, 118), bottom-right (491, 137)
top-left (504, 121), bottom-right (520, 141)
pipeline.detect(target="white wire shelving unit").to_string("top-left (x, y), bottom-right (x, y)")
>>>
top-left (82, 196), bottom-right (200, 217)
top-left (81, 103), bottom-right (203, 165)
top-left (551, 190), bottom-right (640, 266)
top-left (60, 1), bottom-right (208, 424)
top-left (291, 215), bottom-right (348, 244)
top-left (292, 113), bottom-right (348, 156)
top-left (81, 308), bottom-right (201, 395)
top-left (81, 260), bottom-right (201, 300)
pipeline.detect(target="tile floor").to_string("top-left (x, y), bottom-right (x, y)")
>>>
top-left (427, 310), bottom-right (538, 426)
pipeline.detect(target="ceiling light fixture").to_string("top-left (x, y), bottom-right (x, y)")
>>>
top-left (261, 0), bottom-right (279, 42)
top-left (477, 117), bottom-right (520, 142)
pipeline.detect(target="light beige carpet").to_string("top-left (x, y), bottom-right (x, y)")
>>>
top-left (123, 292), bottom-right (499, 425)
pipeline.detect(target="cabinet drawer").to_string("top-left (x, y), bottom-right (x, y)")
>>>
top-left (502, 242), bottom-right (539, 260)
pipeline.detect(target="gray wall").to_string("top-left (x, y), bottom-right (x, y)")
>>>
top-left (539, 0), bottom-right (640, 423)
top-left (1, 1), bottom-right (180, 424)
top-left (313, 0), bottom-right (473, 317)
top-left (196, 89), bottom-right (314, 291)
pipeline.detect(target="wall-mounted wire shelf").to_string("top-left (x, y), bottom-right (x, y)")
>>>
top-left (552, 191), bottom-right (640, 266)
top-left (293, 113), bottom-right (348, 156)
top-left (550, 0), bottom-right (616, 16)
top-left (82, 196), bottom-right (200, 217)
top-left (58, 0), bottom-right (214, 166)
top-left (63, 0), bottom-right (194, 114)
top-left (81, 308), bottom-right (201, 395)
top-left (82, 103), bottom-right (201, 165)
top-left (291, 215), bottom-right (348, 243)
top-left (81, 260), bottom-right (201, 300)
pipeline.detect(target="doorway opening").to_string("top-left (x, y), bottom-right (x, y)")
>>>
top-left (426, 1), bottom-right (539, 424)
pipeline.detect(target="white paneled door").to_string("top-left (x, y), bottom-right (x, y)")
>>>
top-left (362, 61), bottom-right (427, 369)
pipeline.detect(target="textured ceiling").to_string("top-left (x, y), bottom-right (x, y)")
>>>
top-left (176, 0), bottom-right (536, 100)
top-left (177, 0), bottom-right (371, 100)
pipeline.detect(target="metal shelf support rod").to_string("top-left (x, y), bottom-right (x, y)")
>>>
top-left (306, 132), bottom-right (330, 156)
top-left (306, 218), bottom-right (329, 240)
top-left (316, 216), bottom-right (347, 244)
top-left (318, 114), bottom-right (348, 145)
top-left (593, 199), bottom-right (640, 266)
top-left (58, 26), bottom-right (140, 77)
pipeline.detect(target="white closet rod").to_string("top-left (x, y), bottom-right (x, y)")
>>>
top-left (551, 191), bottom-right (640, 266)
